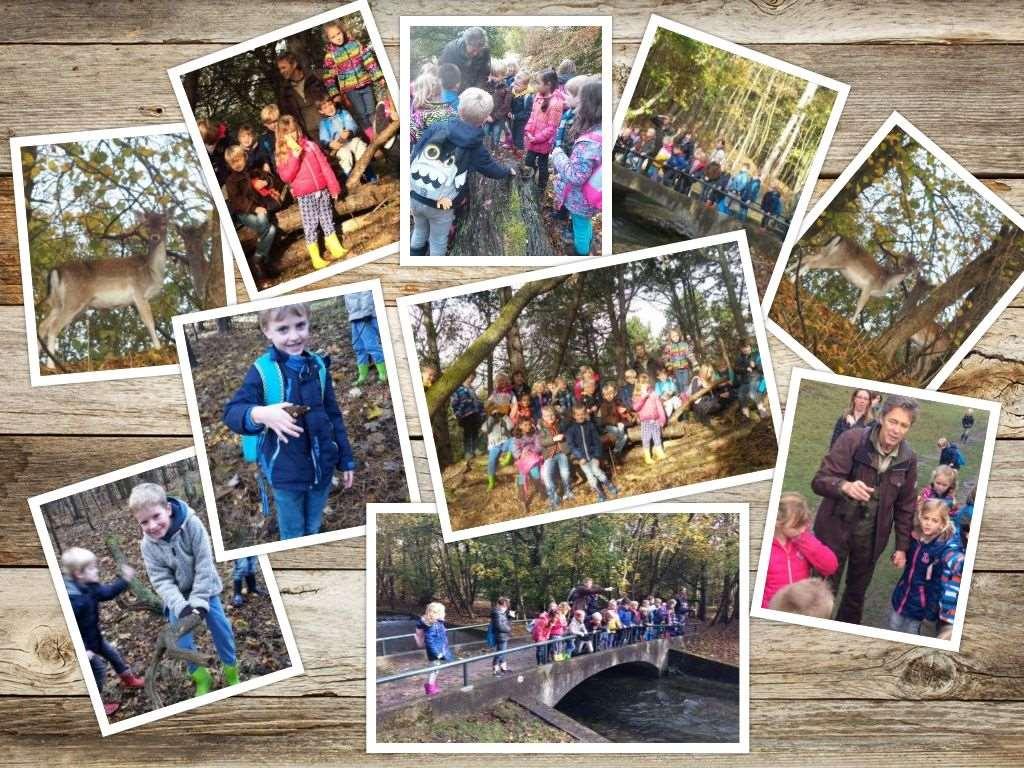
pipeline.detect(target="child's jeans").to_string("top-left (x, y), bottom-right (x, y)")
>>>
top-left (535, 644), bottom-right (549, 665)
top-left (578, 458), bottom-right (608, 490)
top-left (458, 414), bottom-right (484, 458)
top-left (511, 119), bottom-right (527, 150)
top-left (168, 595), bottom-right (237, 672)
top-left (602, 424), bottom-right (628, 455)
top-left (485, 120), bottom-right (504, 145)
top-left (351, 315), bottom-right (384, 365)
top-left (570, 213), bottom-right (593, 256)
top-left (231, 556), bottom-right (258, 580)
top-left (542, 453), bottom-right (571, 496)
top-left (273, 482), bottom-right (332, 539)
top-left (674, 369), bottom-right (691, 396)
top-left (493, 638), bottom-right (509, 668)
top-left (89, 640), bottom-right (129, 692)
top-left (410, 198), bottom-right (455, 256)
top-left (640, 421), bottom-right (663, 450)
top-left (525, 150), bottom-right (550, 189)
top-left (487, 438), bottom-right (516, 476)
top-left (233, 210), bottom-right (277, 260)
top-left (888, 609), bottom-right (922, 635)
top-left (346, 85), bottom-right (377, 132)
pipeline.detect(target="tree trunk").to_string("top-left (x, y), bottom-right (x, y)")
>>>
top-left (698, 562), bottom-right (708, 621)
top-left (552, 275), bottom-right (587, 375)
top-left (426, 275), bottom-right (571, 416)
top-left (104, 535), bottom-right (163, 614)
top-left (501, 287), bottom-right (527, 375)
top-left (345, 120), bottom-right (399, 193)
top-left (422, 304), bottom-right (454, 467)
top-left (717, 253), bottom-right (749, 344)
top-left (762, 81), bottom-right (817, 183)
top-left (270, 182), bottom-right (395, 233)
top-left (217, 317), bottom-right (232, 334)
top-left (448, 174), bottom-right (555, 257)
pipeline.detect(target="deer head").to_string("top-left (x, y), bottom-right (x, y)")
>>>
top-left (177, 215), bottom-right (212, 303)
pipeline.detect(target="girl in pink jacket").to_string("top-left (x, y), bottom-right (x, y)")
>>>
top-left (631, 373), bottom-right (667, 465)
top-left (275, 115), bottom-right (346, 270)
top-left (523, 69), bottom-right (564, 192)
top-left (763, 492), bottom-right (839, 609)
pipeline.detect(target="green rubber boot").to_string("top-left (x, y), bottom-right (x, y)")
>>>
top-left (355, 363), bottom-right (370, 385)
top-left (375, 362), bottom-right (388, 383)
top-left (487, 475), bottom-right (496, 491)
top-left (223, 664), bottom-right (241, 687)
top-left (191, 666), bottom-right (214, 697)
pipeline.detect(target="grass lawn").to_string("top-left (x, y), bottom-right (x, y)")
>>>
top-left (780, 380), bottom-right (989, 631)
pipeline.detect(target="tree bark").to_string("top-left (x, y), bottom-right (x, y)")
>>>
top-left (448, 174), bottom-right (555, 257)
top-left (717, 252), bottom-right (749, 344)
top-left (422, 303), bottom-right (454, 466)
top-left (501, 287), bottom-right (527, 376)
top-left (426, 275), bottom-right (571, 416)
top-left (762, 81), bottom-right (817, 183)
top-left (552, 274), bottom-right (588, 376)
top-left (345, 120), bottom-right (399, 193)
top-left (270, 182), bottom-right (395, 233)
top-left (104, 535), bottom-right (163, 614)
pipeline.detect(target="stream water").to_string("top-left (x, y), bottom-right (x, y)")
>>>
top-left (555, 664), bottom-right (740, 743)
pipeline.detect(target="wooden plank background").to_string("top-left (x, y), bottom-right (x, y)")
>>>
top-left (2, 1), bottom-right (1024, 763)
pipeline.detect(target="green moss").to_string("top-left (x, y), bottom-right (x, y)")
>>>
top-left (501, 183), bottom-right (529, 255)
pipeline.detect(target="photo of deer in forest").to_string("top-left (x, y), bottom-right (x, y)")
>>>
top-left (169, 1), bottom-right (400, 297)
top-left (28, 449), bottom-right (301, 735)
top-left (397, 233), bottom-right (781, 541)
top-left (765, 114), bottom-right (1024, 388)
top-left (611, 15), bottom-right (848, 297)
top-left (13, 125), bottom-right (232, 386)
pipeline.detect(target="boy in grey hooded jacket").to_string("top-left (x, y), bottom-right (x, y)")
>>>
top-left (131, 482), bottom-right (239, 696)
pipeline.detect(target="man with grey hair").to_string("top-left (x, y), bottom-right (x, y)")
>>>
top-left (439, 26), bottom-right (492, 92)
top-left (811, 396), bottom-right (920, 624)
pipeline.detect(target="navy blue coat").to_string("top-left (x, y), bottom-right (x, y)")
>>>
top-left (564, 420), bottom-right (604, 461)
top-left (412, 118), bottom-right (511, 183)
top-left (64, 576), bottom-right (129, 654)
top-left (224, 346), bottom-right (356, 492)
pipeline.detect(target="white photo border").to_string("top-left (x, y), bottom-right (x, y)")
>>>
top-left (172, 278), bottom-right (421, 560)
top-left (612, 14), bottom-right (850, 302)
top-left (397, 230), bottom-right (783, 543)
top-left (27, 446), bottom-right (304, 737)
top-left (167, 0), bottom-right (401, 300)
top-left (365, 501), bottom-right (750, 753)
top-left (10, 123), bottom-right (238, 388)
top-left (761, 111), bottom-right (1024, 390)
top-left (750, 366), bottom-right (1000, 652)
top-left (398, 15), bottom-right (615, 266)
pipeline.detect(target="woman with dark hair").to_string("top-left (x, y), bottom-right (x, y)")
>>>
top-left (829, 388), bottom-right (873, 447)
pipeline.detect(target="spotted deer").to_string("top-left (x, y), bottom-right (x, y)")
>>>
top-left (37, 211), bottom-right (168, 365)
top-left (800, 235), bottom-right (919, 322)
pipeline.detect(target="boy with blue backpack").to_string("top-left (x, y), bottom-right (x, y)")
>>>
top-left (223, 302), bottom-right (356, 541)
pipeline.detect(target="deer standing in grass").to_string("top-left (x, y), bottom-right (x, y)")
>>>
top-left (37, 211), bottom-right (168, 365)
top-left (800, 235), bottom-right (919, 322)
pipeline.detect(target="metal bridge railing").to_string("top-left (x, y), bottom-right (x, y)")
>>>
top-left (376, 619), bottom-right (531, 656)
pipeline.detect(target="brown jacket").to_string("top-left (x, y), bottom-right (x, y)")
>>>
top-left (811, 424), bottom-right (918, 561)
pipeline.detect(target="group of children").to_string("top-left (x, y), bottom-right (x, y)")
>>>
top-left (408, 54), bottom-right (604, 257)
top-left (764, 458), bottom-right (974, 639)
top-left (201, 20), bottom-right (394, 286)
top-left (63, 482), bottom-right (245, 716)
top-left (413, 586), bottom-right (690, 696)
top-left (614, 122), bottom-right (787, 230)
top-left (441, 330), bottom-right (767, 512)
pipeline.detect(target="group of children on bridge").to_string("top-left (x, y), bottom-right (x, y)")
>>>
top-left (428, 329), bottom-right (768, 513)
top-left (614, 119), bottom-right (788, 233)
top-left (412, 579), bottom-right (691, 696)
top-left (408, 31), bottom-right (604, 258)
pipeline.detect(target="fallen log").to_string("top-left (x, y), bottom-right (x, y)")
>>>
top-left (104, 535), bottom-right (163, 614)
top-left (347, 119), bottom-right (400, 193)
top-left (144, 612), bottom-right (211, 710)
top-left (448, 172), bottom-right (555, 257)
top-left (270, 180), bottom-right (396, 233)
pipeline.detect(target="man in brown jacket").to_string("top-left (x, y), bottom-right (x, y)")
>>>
top-left (811, 396), bottom-right (919, 624)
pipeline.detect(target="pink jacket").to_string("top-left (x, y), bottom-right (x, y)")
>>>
top-left (530, 613), bottom-right (551, 642)
top-left (276, 137), bottom-right (341, 198)
top-left (524, 92), bottom-right (564, 154)
top-left (548, 612), bottom-right (566, 637)
top-left (632, 389), bottom-right (667, 426)
top-left (762, 531), bottom-right (839, 608)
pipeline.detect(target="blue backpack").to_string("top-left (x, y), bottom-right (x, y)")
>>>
top-left (241, 349), bottom-right (328, 515)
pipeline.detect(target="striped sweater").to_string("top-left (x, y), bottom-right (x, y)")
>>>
top-left (322, 40), bottom-right (382, 98)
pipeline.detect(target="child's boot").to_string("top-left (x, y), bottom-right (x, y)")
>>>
top-left (103, 700), bottom-right (121, 716)
top-left (653, 445), bottom-right (667, 461)
top-left (308, 242), bottom-right (330, 269)
top-left (244, 573), bottom-right (265, 597)
top-left (644, 448), bottom-right (655, 465)
top-left (232, 579), bottom-right (244, 606)
top-left (324, 232), bottom-right (349, 260)
top-left (355, 363), bottom-right (371, 385)
top-left (606, 483), bottom-right (620, 498)
top-left (375, 361), bottom-right (388, 382)
top-left (119, 670), bottom-right (145, 689)
top-left (223, 664), bottom-right (241, 687)
top-left (190, 666), bottom-right (214, 697)
top-left (487, 475), bottom-right (496, 491)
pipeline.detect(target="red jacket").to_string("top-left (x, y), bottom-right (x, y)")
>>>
top-left (276, 137), bottom-right (341, 199)
top-left (530, 613), bottom-right (551, 642)
top-left (524, 92), bottom-right (564, 154)
top-left (762, 531), bottom-right (839, 608)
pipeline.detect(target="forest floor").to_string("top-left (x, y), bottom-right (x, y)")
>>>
top-left (45, 480), bottom-right (290, 723)
top-left (40, 344), bottom-right (180, 376)
top-left (189, 299), bottom-right (410, 550)
top-left (378, 699), bottom-right (574, 743)
top-left (441, 411), bottom-right (777, 532)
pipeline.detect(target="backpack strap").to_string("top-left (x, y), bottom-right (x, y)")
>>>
top-left (253, 349), bottom-right (285, 406)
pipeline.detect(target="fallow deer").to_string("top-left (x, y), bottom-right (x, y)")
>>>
top-left (908, 320), bottom-right (953, 379)
top-left (799, 235), bottom-right (919, 322)
top-left (37, 211), bottom-right (168, 365)
top-left (178, 215), bottom-right (212, 306)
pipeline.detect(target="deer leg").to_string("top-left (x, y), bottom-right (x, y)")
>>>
top-left (132, 294), bottom-right (162, 349)
top-left (38, 298), bottom-right (88, 367)
top-left (851, 290), bottom-right (871, 323)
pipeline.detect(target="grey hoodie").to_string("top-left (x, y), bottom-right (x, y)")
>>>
top-left (139, 497), bottom-right (223, 617)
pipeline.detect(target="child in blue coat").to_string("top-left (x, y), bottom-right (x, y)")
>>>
top-left (415, 601), bottom-right (451, 696)
top-left (564, 404), bottom-right (619, 503)
top-left (223, 303), bottom-right (356, 540)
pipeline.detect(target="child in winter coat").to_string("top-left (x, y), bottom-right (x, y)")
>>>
top-left (569, 609), bottom-right (591, 654)
top-left (415, 601), bottom-right (451, 695)
top-left (223, 145), bottom-right (279, 286)
top-left (523, 69), bottom-right (565, 192)
top-left (489, 596), bottom-right (513, 674)
top-left (889, 499), bottom-right (964, 638)
top-left (513, 418), bottom-right (546, 509)
top-left (452, 374), bottom-right (486, 461)
top-left (509, 71), bottom-right (533, 154)
top-left (62, 547), bottom-right (145, 715)
top-left (550, 76), bottom-right (602, 256)
top-left (762, 492), bottom-right (839, 609)
top-left (320, 20), bottom-right (387, 134)
top-left (564, 404), bottom-right (619, 502)
top-left (317, 97), bottom-right (374, 184)
top-left (663, 327), bottom-right (697, 395)
top-left (538, 405), bottom-right (573, 509)
top-left (485, 60), bottom-right (512, 150)
top-left (223, 303), bottom-right (356, 539)
top-left (632, 373), bottom-right (667, 464)
top-left (918, 464), bottom-right (959, 520)
top-left (654, 367), bottom-right (683, 419)
top-left (131, 482), bottom-right (239, 697)
top-left (258, 104), bottom-right (281, 175)
top-left (531, 610), bottom-right (552, 665)
top-left (596, 382), bottom-right (632, 460)
top-left (409, 73), bottom-right (457, 148)
top-left (274, 115), bottom-right (347, 269)
top-left (344, 289), bottom-right (387, 385)
top-left (483, 372), bottom-right (517, 490)
top-left (547, 601), bottom-right (568, 661)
